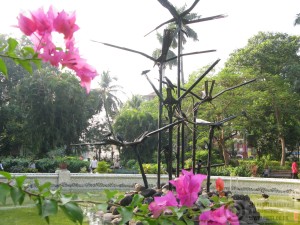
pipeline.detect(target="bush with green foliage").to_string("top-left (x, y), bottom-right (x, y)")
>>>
top-left (141, 163), bottom-right (167, 174)
top-left (96, 161), bottom-right (112, 173)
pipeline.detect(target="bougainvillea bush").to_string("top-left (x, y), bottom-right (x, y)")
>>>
top-left (16, 6), bottom-right (98, 93)
top-left (98, 170), bottom-right (239, 225)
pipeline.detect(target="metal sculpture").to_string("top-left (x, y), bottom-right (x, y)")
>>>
top-left (77, 0), bottom-right (255, 191)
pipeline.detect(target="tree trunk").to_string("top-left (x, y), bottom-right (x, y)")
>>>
top-left (217, 129), bottom-right (230, 165)
top-left (273, 97), bottom-right (285, 166)
top-left (279, 135), bottom-right (286, 166)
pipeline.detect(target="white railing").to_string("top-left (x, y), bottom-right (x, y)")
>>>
top-left (1, 171), bottom-right (300, 195)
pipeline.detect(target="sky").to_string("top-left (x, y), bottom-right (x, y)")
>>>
top-left (0, 0), bottom-right (299, 101)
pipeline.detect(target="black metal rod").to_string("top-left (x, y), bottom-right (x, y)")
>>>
top-left (168, 106), bottom-right (173, 182)
top-left (176, 19), bottom-right (182, 177)
top-left (133, 145), bottom-right (148, 189)
top-left (178, 59), bottom-right (220, 102)
top-left (157, 64), bottom-right (164, 188)
top-left (206, 125), bottom-right (215, 192)
top-left (192, 108), bottom-right (198, 174)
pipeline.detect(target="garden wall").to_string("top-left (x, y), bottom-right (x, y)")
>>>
top-left (1, 170), bottom-right (299, 196)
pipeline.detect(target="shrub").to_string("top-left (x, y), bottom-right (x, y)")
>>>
top-left (96, 161), bottom-right (112, 173)
top-left (141, 163), bottom-right (167, 174)
top-left (126, 159), bottom-right (138, 169)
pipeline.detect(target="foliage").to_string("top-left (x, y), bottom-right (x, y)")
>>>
top-left (0, 171), bottom-right (85, 224)
top-left (1, 207), bottom-right (89, 225)
top-left (0, 67), bottom-right (100, 156)
top-left (98, 170), bottom-right (238, 225)
top-left (114, 108), bottom-right (157, 164)
top-left (0, 157), bottom-right (90, 173)
top-left (125, 159), bottom-right (138, 170)
top-left (141, 163), bottom-right (167, 174)
top-left (95, 160), bottom-right (112, 173)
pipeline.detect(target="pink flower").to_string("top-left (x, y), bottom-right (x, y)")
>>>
top-left (16, 6), bottom-right (98, 93)
top-left (148, 191), bottom-right (178, 218)
top-left (216, 178), bottom-right (224, 192)
top-left (30, 7), bottom-right (54, 35)
top-left (53, 10), bottom-right (79, 39)
top-left (17, 14), bottom-right (37, 35)
top-left (169, 170), bottom-right (207, 207)
top-left (199, 205), bottom-right (239, 225)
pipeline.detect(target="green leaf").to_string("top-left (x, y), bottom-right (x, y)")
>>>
top-left (60, 196), bottom-right (73, 205)
top-left (159, 218), bottom-right (172, 225)
top-left (0, 58), bottom-right (8, 78)
top-left (210, 195), bottom-right (219, 203)
top-left (42, 199), bottom-right (58, 218)
top-left (38, 182), bottom-right (51, 192)
top-left (21, 46), bottom-right (35, 57)
top-left (10, 187), bottom-right (25, 205)
top-left (130, 194), bottom-right (144, 207)
top-left (0, 171), bottom-right (12, 180)
top-left (7, 38), bottom-right (18, 54)
top-left (97, 203), bottom-right (108, 212)
top-left (103, 189), bottom-right (118, 200)
top-left (197, 195), bottom-right (211, 208)
top-left (17, 60), bottom-right (33, 74)
top-left (59, 202), bottom-right (83, 225)
top-left (171, 207), bottom-right (184, 219)
top-left (169, 218), bottom-right (186, 225)
top-left (0, 183), bottom-right (10, 204)
top-left (15, 175), bottom-right (27, 188)
top-left (117, 206), bottom-right (133, 225)
top-left (146, 219), bottom-right (159, 225)
top-left (183, 217), bottom-right (195, 225)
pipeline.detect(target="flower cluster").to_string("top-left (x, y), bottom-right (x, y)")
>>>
top-left (148, 170), bottom-right (239, 225)
top-left (17, 6), bottom-right (97, 93)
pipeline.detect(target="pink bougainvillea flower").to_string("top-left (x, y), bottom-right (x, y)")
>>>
top-left (53, 10), bottom-right (79, 39)
top-left (38, 40), bottom-right (65, 66)
top-left (148, 191), bottom-right (178, 218)
top-left (17, 14), bottom-right (37, 35)
top-left (216, 178), bottom-right (224, 192)
top-left (199, 205), bottom-right (239, 225)
top-left (30, 7), bottom-right (54, 35)
top-left (16, 6), bottom-right (98, 93)
top-left (169, 170), bottom-right (207, 207)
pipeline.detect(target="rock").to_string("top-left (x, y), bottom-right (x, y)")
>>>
top-left (111, 217), bottom-right (122, 225)
top-left (110, 206), bottom-right (119, 215)
top-left (134, 183), bottom-right (146, 192)
top-left (119, 194), bottom-right (133, 206)
top-left (233, 194), bottom-right (260, 223)
top-left (140, 188), bottom-right (157, 198)
top-left (103, 213), bottom-right (113, 222)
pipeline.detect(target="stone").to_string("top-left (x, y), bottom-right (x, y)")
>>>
top-left (140, 188), bottom-right (156, 197)
top-left (119, 194), bottom-right (133, 206)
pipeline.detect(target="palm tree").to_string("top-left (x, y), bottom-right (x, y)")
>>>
top-left (98, 71), bottom-right (123, 136)
top-left (126, 94), bottom-right (143, 109)
top-left (295, 13), bottom-right (300, 26)
top-left (152, 5), bottom-right (201, 84)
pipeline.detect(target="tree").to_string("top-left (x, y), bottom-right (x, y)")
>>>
top-left (152, 5), bottom-right (201, 83)
top-left (125, 94), bottom-right (143, 110)
top-left (0, 67), bottom-right (100, 156)
top-left (294, 13), bottom-right (300, 26)
top-left (97, 71), bottom-right (123, 137)
top-left (113, 107), bottom-right (157, 165)
top-left (223, 32), bottom-right (300, 165)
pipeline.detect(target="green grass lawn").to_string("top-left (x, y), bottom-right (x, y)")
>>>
top-left (0, 192), bottom-right (106, 225)
top-left (0, 206), bottom-right (90, 225)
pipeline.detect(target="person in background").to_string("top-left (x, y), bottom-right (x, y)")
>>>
top-left (263, 165), bottom-right (270, 177)
top-left (0, 161), bottom-right (4, 171)
top-left (90, 156), bottom-right (98, 173)
top-left (292, 158), bottom-right (298, 179)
